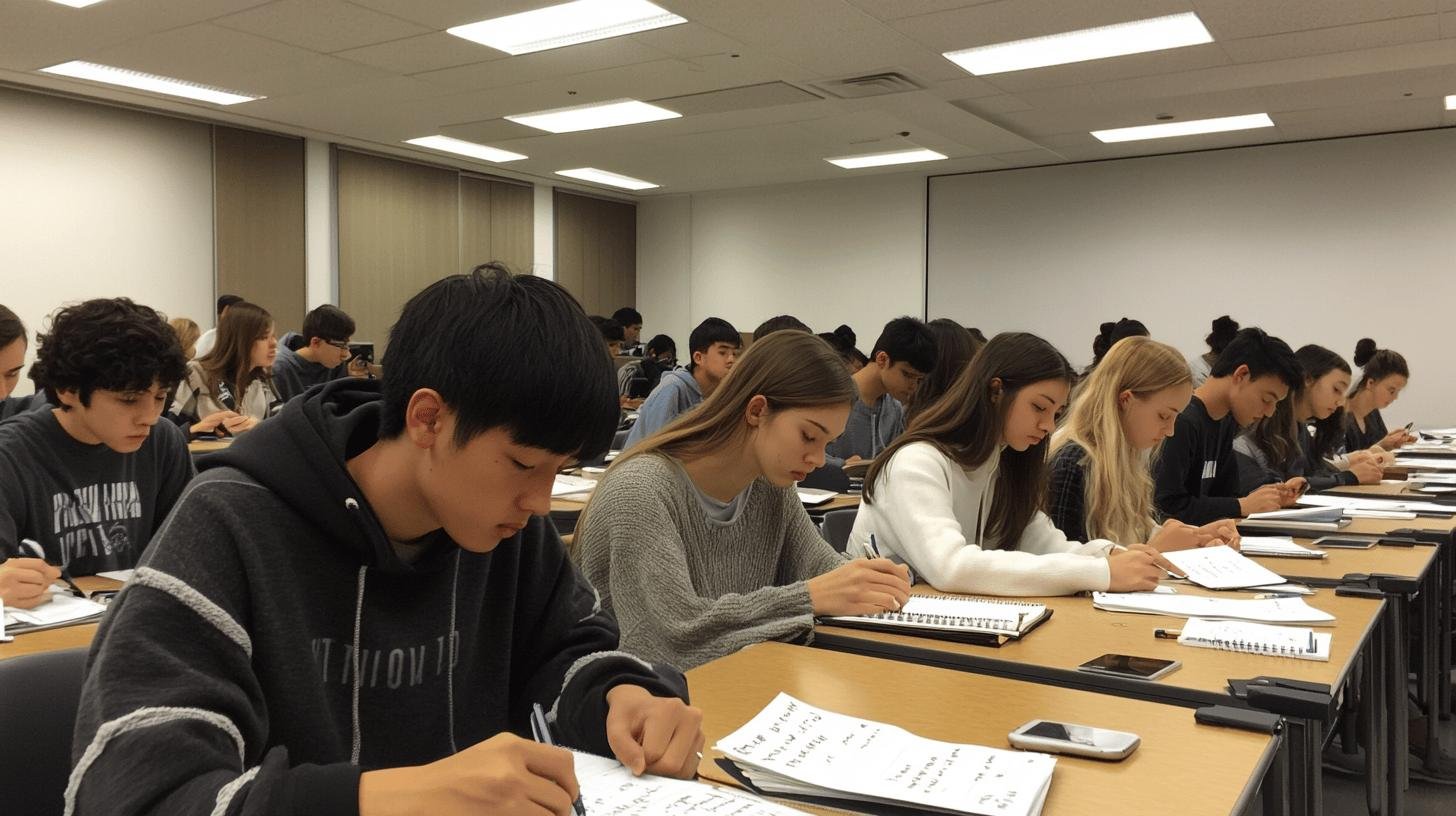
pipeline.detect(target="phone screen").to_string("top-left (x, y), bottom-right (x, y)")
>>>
top-left (1313, 536), bottom-right (1377, 550)
top-left (1078, 654), bottom-right (1177, 679)
top-left (1023, 721), bottom-right (1072, 741)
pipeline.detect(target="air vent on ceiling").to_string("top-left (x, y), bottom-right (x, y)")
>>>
top-left (813, 72), bottom-right (924, 99)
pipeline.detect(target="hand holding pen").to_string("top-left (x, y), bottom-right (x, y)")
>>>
top-left (0, 539), bottom-right (64, 610)
top-left (532, 703), bottom-right (587, 816)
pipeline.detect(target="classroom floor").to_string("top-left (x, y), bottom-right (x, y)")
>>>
top-left (1324, 707), bottom-right (1456, 816)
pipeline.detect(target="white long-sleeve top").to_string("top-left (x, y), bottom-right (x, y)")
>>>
top-left (847, 441), bottom-right (1116, 596)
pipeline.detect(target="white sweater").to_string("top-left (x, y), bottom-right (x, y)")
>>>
top-left (847, 442), bottom-right (1116, 596)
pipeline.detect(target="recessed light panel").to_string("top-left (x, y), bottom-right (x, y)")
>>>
top-left (39, 61), bottom-right (262, 105)
top-left (448, 0), bottom-right (686, 55)
top-left (1091, 113), bottom-right (1274, 143)
top-left (506, 99), bottom-right (680, 133)
top-left (405, 136), bottom-right (527, 163)
top-left (944, 13), bottom-right (1213, 75)
top-left (556, 167), bottom-right (658, 190)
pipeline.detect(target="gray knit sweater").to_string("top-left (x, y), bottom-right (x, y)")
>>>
top-left (574, 452), bottom-right (848, 670)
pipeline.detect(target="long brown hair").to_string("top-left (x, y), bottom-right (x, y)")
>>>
top-left (197, 301), bottom-right (273, 398)
top-left (865, 332), bottom-right (1074, 547)
top-left (905, 318), bottom-right (981, 424)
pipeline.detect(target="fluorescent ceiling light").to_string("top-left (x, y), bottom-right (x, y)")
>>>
top-left (448, 0), bottom-right (686, 55)
top-left (39, 61), bottom-right (261, 105)
top-left (825, 148), bottom-right (948, 169)
top-left (944, 12), bottom-right (1213, 75)
top-left (1091, 113), bottom-right (1274, 143)
top-left (47, 0), bottom-right (108, 7)
top-left (506, 98), bottom-right (679, 133)
top-left (1447, 94), bottom-right (1455, 111)
top-left (405, 135), bottom-right (527, 163)
top-left (556, 167), bottom-right (658, 190)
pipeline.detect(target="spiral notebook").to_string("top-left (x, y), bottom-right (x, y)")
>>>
top-left (1176, 618), bottom-right (1331, 662)
top-left (822, 595), bottom-right (1051, 646)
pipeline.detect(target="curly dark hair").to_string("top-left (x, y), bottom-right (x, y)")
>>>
top-left (30, 298), bottom-right (188, 409)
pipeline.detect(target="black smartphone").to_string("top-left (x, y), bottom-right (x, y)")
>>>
top-left (348, 342), bottom-right (375, 366)
top-left (1077, 654), bottom-right (1181, 681)
top-left (1311, 536), bottom-right (1377, 550)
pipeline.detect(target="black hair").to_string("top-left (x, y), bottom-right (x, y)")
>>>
top-left (1202, 315), bottom-right (1240, 366)
top-left (30, 298), bottom-right (188, 409)
top-left (597, 318), bottom-right (625, 343)
top-left (301, 304), bottom-right (356, 343)
top-left (905, 318), bottom-right (978, 423)
top-left (752, 315), bottom-right (811, 340)
top-left (216, 294), bottom-right (244, 317)
top-left (644, 334), bottom-right (675, 356)
top-left (1209, 327), bottom-right (1302, 390)
top-left (1351, 338), bottom-right (1409, 393)
top-left (1293, 345), bottom-right (1354, 463)
top-left (1248, 344), bottom-right (1352, 470)
top-left (611, 307), bottom-right (642, 327)
top-left (1090, 318), bottom-right (1149, 367)
top-left (0, 304), bottom-right (25, 349)
top-left (870, 316), bottom-right (937, 374)
top-left (966, 326), bottom-right (988, 344)
top-left (687, 317), bottom-right (740, 371)
top-left (379, 263), bottom-right (619, 460)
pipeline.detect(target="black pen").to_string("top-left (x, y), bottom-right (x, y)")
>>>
top-left (20, 539), bottom-right (85, 598)
top-left (1154, 628), bottom-right (1182, 639)
top-left (530, 702), bottom-right (586, 816)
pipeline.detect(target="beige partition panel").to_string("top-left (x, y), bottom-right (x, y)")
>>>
top-left (213, 126), bottom-right (305, 333)
top-left (337, 149), bottom-right (458, 357)
top-left (553, 190), bottom-right (636, 316)
top-left (460, 175), bottom-right (534, 275)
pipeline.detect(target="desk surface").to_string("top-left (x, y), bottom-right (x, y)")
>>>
top-left (813, 583), bottom-right (1378, 708)
top-left (188, 438), bottom-right (233, 453)
top-left (688, 642), bottom-right (1277, 816)
top-left (1247, 512), bottom-right (1451, 584)
top-left (1, 576), bottom-right (121, 662)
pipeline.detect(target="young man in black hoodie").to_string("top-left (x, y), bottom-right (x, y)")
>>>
top-left (70, 266), bottom-right (704, 816)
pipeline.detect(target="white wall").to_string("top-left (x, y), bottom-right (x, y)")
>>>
top-left (0, 87), bottom-right (215, 396)
top-left (636, 173), bottom-right (927, 351)
top-left (928, 128), bottom-right (1456, 426)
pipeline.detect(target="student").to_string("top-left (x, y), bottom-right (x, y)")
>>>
top-left (904, 318), bottom-right (982, 424)
top-left (623, 317), bottom-right (740, 448)
top-left (193, 293), bottom-right (243, 358)
top-left (1084, 317), bottom-right (1148, 374)
top-left (824, 316), bottom-right (937, 467)
top-left (168, 317), bottom-right (201, 361)
top-left (1344, 338), bottom-right (1415, 451)
top-left (1190, 315), bottom-right (1239, 387)
top-left (847, 332), bottom-right (1168, 596)
top-left (273, 304), bottom-right (357, 403)
top-left (617, 334), bottom-right (676, 398)
top-left (575, 330), bottom-right (910, 670)
top-left (0, 298), bottom-right (191, 609)
top-left (753, 314), bottom-right (811, 340)
top-left (817, 326), bottom-right (866, 373)
top-left (1, 304), bottom-right (49, 421)
top-left (1048, 336), bottom-right (1239, 549)
top-left (1235, 344), bottom-right (1384, 494)
top-left (593, 316), bottom-right (627, 357)
top-left (1153, 327), bottom-right (1304, 524)
top-left (170, 301), bottom-right (280, 436)
top-left (69, 265), bottom-right (703, 815)
top-left (612, 306), bottom-right (643, 354)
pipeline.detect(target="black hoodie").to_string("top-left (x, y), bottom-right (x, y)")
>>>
top-left (69, 379), bottom-right (687, 816)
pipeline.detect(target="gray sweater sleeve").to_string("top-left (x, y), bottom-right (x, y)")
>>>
top-left (775, 489), bottom-right (848, 584)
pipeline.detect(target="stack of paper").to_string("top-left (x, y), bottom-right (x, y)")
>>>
top-left (571, 751), bottom-right (807, 815)
top-left (716, 693), bottom-right (1055, 816)
top-left (2, 592), bottom-right (107, 634)
top-left (1393, 457), bottom-right (1456, 472)
top-left (552, 474), bottom-right (597, 498)
top-left (795, 487), bottom-right (837, 506)
top-left (1164, 545), bottom-right (1287, 589)
top-left (1092, 592), bottom-right (1335, 625)
top-left (1236, 537), bottom-right (1327, 560)
top-left (1297, 494), bottom-right (1453, 517)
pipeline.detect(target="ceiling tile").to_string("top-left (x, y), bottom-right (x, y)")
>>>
top-left (214, 0), bottom-right (431, 53)
top-left (847, 0), bottom-right (1003, 21)
top-left (950, 94), bottom-right (1034, 115)
top-left (627, 22), bottom-right (743, 58)
top-left (343, 0), bottom-right (544, 30)
top-left (1220, 15), bottom-right (1440, 64)
top-left (1270, 97), bottom-right (1443, 141)
top-left (411, 37), bottom-right (668, 90)
top-left (0, 0), bottom-right (273, 71)
top-left (1191, 0), bottom-right (1437, 40)
top-left (891, 0), bottom-right (1195, 53)
top-left (334, 31), bottom-right (505, 74)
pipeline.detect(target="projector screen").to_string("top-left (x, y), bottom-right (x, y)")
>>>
top-left (926, 127), bottom-right (1456, 426)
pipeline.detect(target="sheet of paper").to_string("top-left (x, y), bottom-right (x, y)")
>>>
top-left (1163, 545), bottom-right (1287, 589)
top-left (572, 752), bottom-right (808, 816)
top-left (715, 693), bottom-right (1054, 816)
top-left (795, 488), bottom-right (836, 506)
top-left (1296, 494), bottom-right (1454, 514)
top-left (1237, 537), bottom-right (1326, 559)
top-left (1092, 592), bottom-right (1335, 624)
top-left (1391, 457), bottom-right (1456, 471)
top-left (96, 569), bottom-right (135, 582)
top-left (552, 474), bottom-right (598, 498)
top-left (3, 592), bottom-right (106, 626)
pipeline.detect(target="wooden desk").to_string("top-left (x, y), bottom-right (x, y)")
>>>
top-left (0, 576), bottom-right (121, 662)
top-left (688, 643), bottom-right (1279, 816)
top-left (188, 438), bottom-right (233, 454)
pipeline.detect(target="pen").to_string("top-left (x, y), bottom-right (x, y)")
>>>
top-left (530, 702), bottom-right (586, 816)
top-left (1308, 631), bottom-right (1316, 653)
top-left (1154, 628), bottom-right (1182, 639)
top-left (20, 539), bottom-right (85, 599)
top-left (866, 533), bottom-right (917, 584)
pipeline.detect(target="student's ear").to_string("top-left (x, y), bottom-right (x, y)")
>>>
top-left (1117, 389), bottom-right (1134, 410)
top-left (1231, 364), bottom-right (1251, 386)
top-left (54, 387), bottom-right (82, 410)
top-left (692, 349), bottom-right (705, 367)
top-left (988, 378), bottom-right (1003, 404)
top-left (744, 394), bottom-right (770, 428)
top-left (404, 388), bottom-right (448, 449)
top-left (874, 350), bottom-right (891, 370)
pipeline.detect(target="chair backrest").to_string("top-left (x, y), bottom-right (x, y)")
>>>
top-left (0, 647), bottom-right (91, 816)
top-left (612, 428), bottom-right (630, 450)
top-left (819, 507), bottom-right (858, 553)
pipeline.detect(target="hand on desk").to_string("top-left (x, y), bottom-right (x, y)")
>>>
top-left (605, 684), bottom-right (705, 778)
top-left (1278, 477), bottom-right (1308, 507)
top-left (191, 410), bottom-right (240, 436)
top-left (222, 414), bottom-right (260, 435)
top-left (1239, 484), bottom-right (1285, 516)
top-left (808, 558), bottom-right (911, 616)
top-left (1148, 519), bottom-right (1242, 552)
top-left (1349, 458), bottom-right (1384, 484)
top-left (0, 557), bottom-right (61, 609)
top-left (1107, 547), bottom-right (1166, 591)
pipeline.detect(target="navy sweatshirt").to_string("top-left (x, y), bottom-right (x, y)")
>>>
top-left (1153, 396), bottom-right (1243, 524)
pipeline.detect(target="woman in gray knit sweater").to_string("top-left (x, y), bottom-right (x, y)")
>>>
top-left (574, 330), bottom-right (912, 670)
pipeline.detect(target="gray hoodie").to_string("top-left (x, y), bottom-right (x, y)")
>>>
top-left (623, 368), bottom-right (703, 449)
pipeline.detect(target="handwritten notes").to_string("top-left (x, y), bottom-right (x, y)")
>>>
top-left (1093, 592), bottom-right (1335, 625)
top-left (571, 751), bottom-right (807, 816)
top-left (1164, 545), bottom-right (1287, 589)
top-left (715, 693), bottom-right (1054, 816)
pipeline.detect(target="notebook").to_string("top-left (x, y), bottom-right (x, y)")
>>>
top-left (1177, 618), bottom-right (1331, 662)
top-left (551, 474), bottom-right (597, 498)
top-left (715, 693), bottom-right (1055, 816)
top-left (822, 595), bottom-right (1051, 646)
top-left (796, 487), bottom-right (837, 506)
top-left (1238, 506), bottom-right (1350, 534)
top-left (1237, 537), bottom-right (1327, 560)
top-left (570, 751), bottom-right (806, 815)
top-left (2, 591), bottom-right (107, 634)
top-left (1092, 592), bottom-right (1335, 625)
top-left (1163, 545), bottom-right (1286, 589)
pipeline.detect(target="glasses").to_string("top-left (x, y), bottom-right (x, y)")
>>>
top-left (324, 340), bottom-right (351, 351)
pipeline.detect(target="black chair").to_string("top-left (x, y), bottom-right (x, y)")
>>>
top-left (0, 647), bottom-right (90, 816)
top-left (612, 429), bottom-right (630, 450)
top-left (819, 508), bottom-right (858, 553)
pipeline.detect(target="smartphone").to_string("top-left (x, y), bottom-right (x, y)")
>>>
top-left (1077, 653), bottom-right (1181, 681)
top-left (1312, 536), bottom-right (1377, 550)
top-left (1008, 720), bottom-right (1140, 760)
top-left (348, 342), bottom-right (375, 366)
